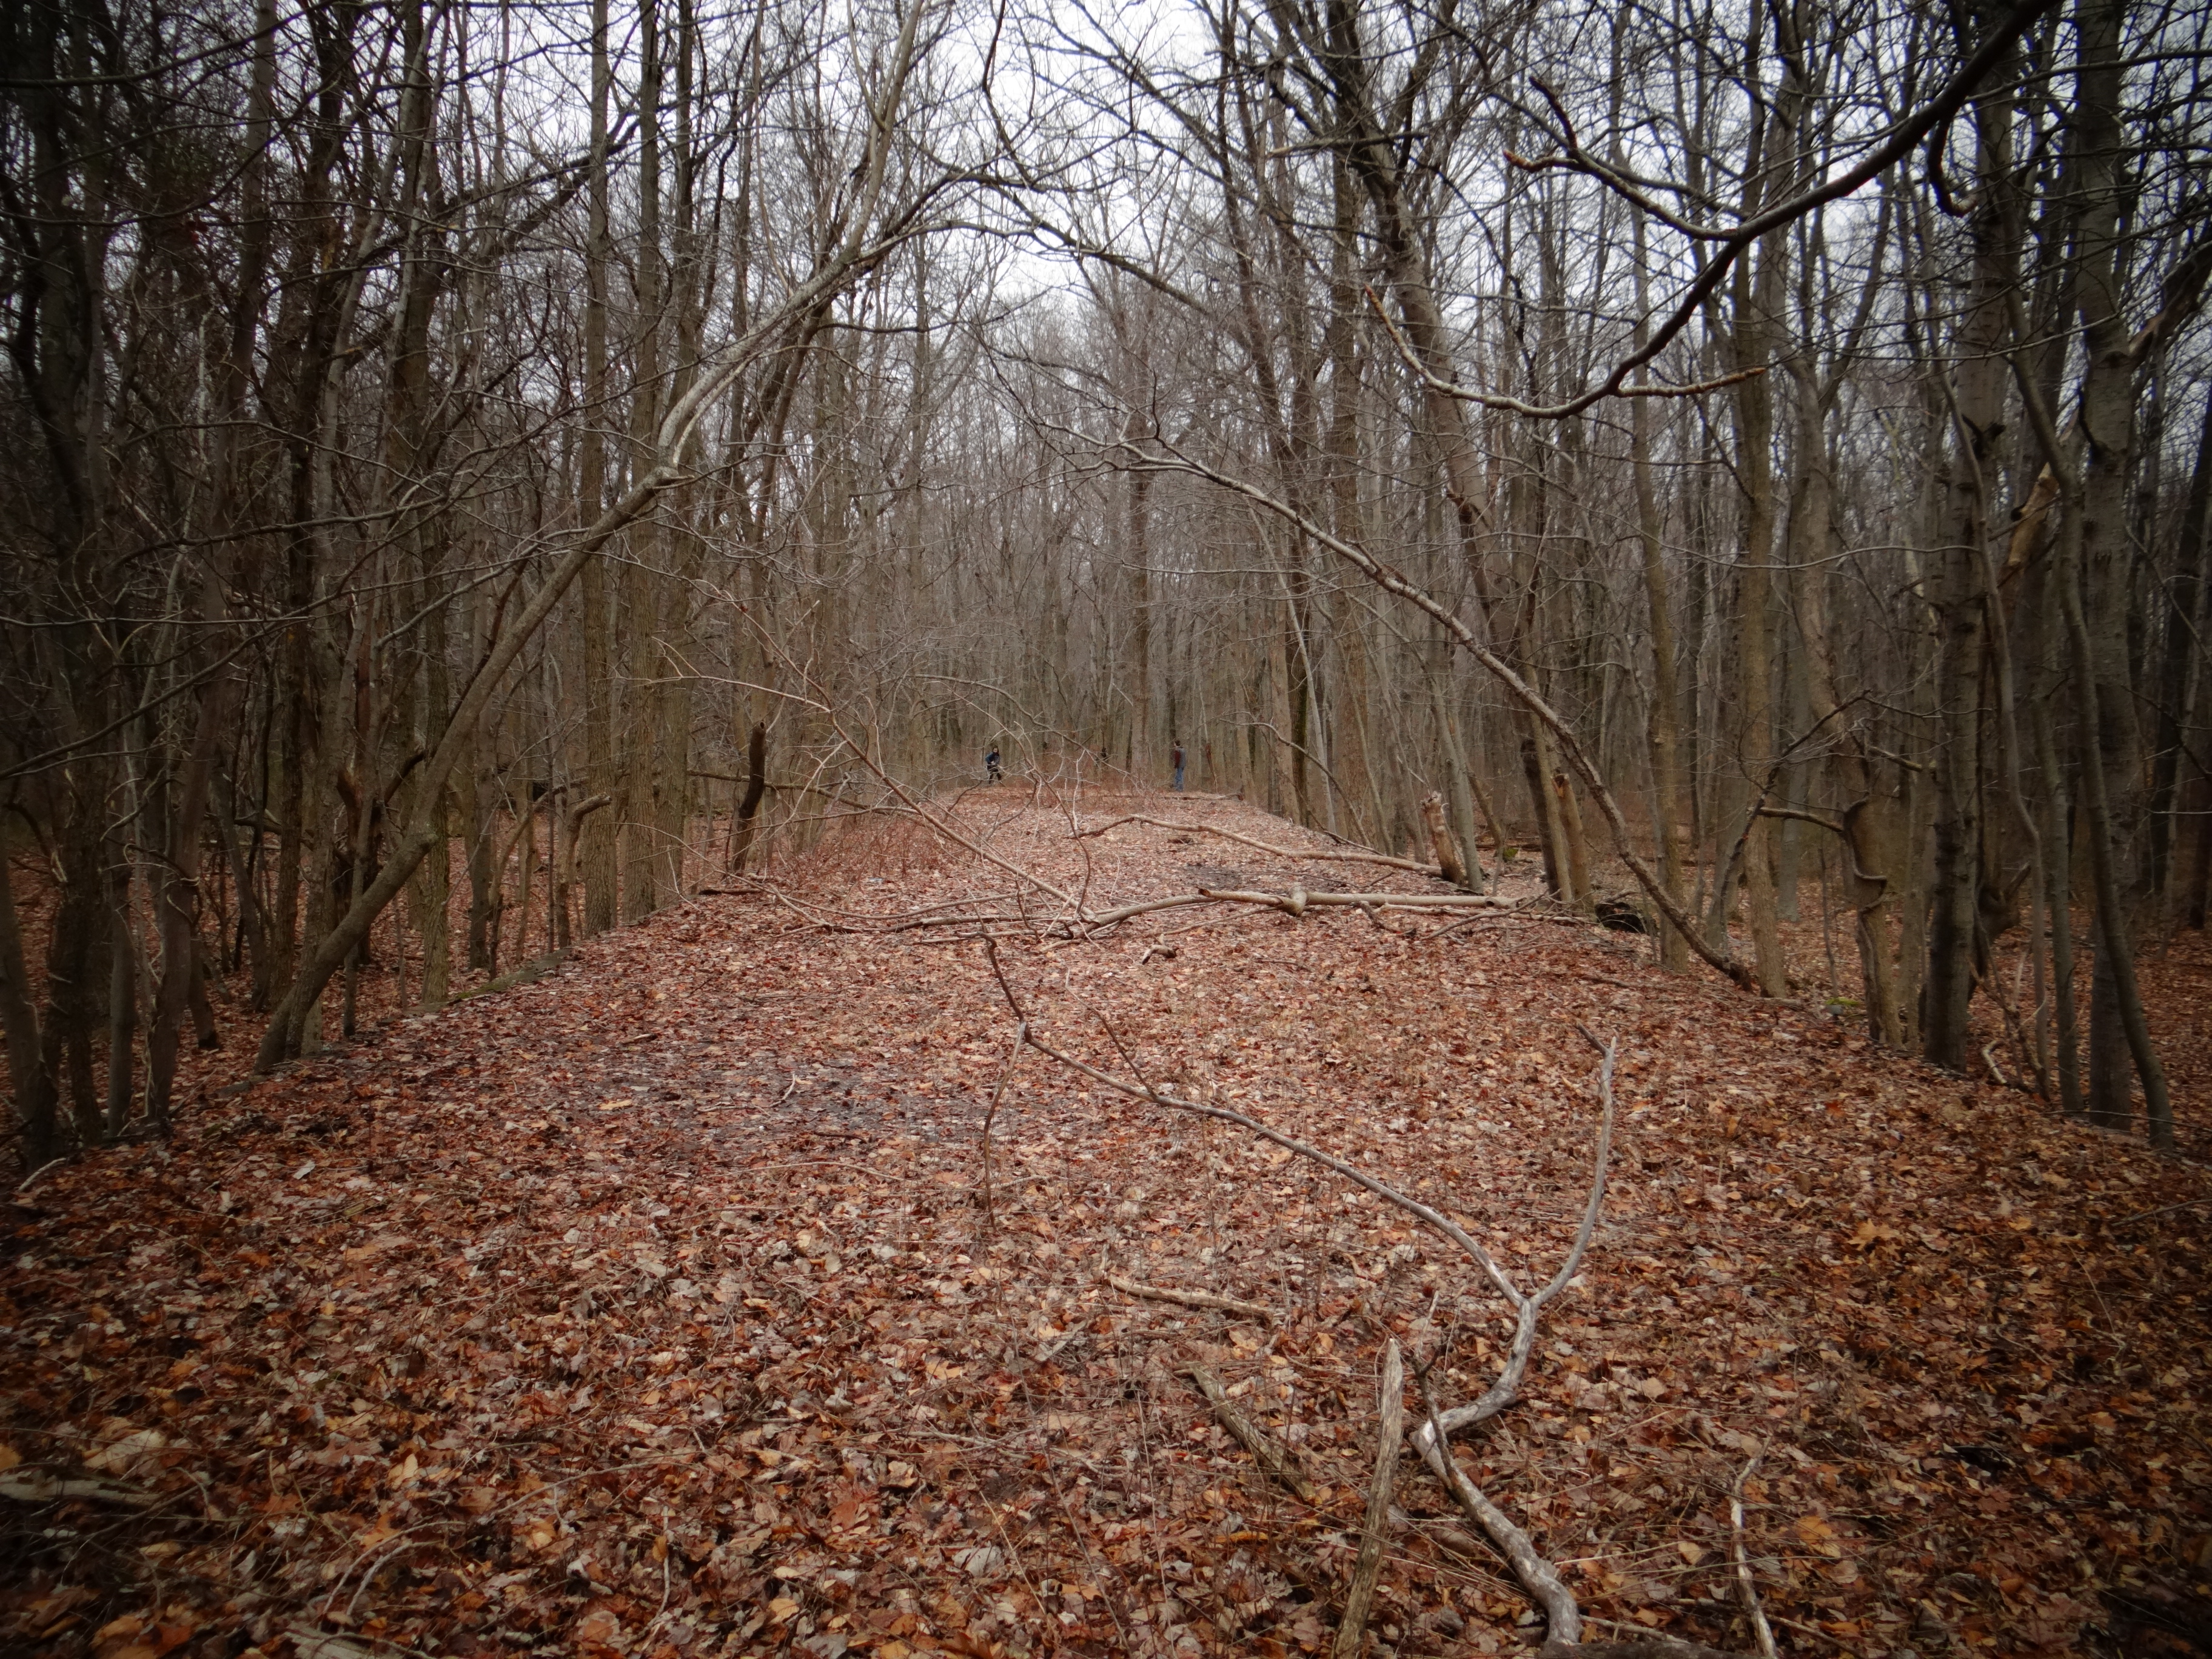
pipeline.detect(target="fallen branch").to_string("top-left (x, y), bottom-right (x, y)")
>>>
top-left (1730, 1456), bottom-right (1780, 1659)
top-left (1334, 1339), bottom-right (1406, 1658)
top-left (1415, 1031), bottom-right (1615, 1449)
top-left (977, 1021), bottom-right (1025, 1232)
top-left (746, 872), bottom-right (1521, 940)
top-left (1419, 1369), bottom-right (1743, 1658)
top-left (1077, 813), bottom-right (1441, 876)
top-left (1105, 1272), bottom-right (1274, 1323)
top-left (0, 1468), bottom-right (163, 1508)
top-left (1071, 885), bottom-right (1515, 931)
top-left (1184, 1364), bottom-right (1319, 1503)
top-left (980, 948), bottom-right (1739, 1657)
top-left (1202, 886), bottom-right (1510, 911)
top-left (1014, 1024), bottom-right (1521, 1304)
top-left (1418, 1372), bottom-right (1581, 1644)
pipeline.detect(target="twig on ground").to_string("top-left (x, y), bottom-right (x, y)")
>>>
top-left (1016, 1024), bottom-right (1518, 1302)
top-left (0, 1467), bottom-right (162, 1508)
top-left (976, 1020), bottom-right (1025, 1232)
top-left (1415, 1028), bottom-right (1616, 1450)
top-left (1104, 1272), bottom-right (1273, 1323)
top-left (1333, 1339), bottom-right (1406, 1659)
top-left (1386, 1506), bottom-right (1498, 1571)
top-left (1184, 1364), bottom-right (1320, 1503)
top-left (1731, 1456), bottom-right (1780, 1659)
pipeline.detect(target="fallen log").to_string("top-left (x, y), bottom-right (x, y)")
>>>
top-left (1076, 813), bottom-right (1441, 876)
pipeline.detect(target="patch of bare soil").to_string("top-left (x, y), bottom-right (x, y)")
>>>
top-left (3, 791), bottom-right (2207, 1659)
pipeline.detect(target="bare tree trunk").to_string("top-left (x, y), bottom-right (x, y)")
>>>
top-left (579, 0), bottom-right (619, 938)
top-left (729, 721), bottom-right (768, 872)
top-left (1421, 794), bottom-right (1470, 890)
top-left (2149, 386), bottom-right (2212, 905)
top-left (1786, 347), bottom-right (1905, 1042)
top-left (1724, 258), bottom-right (1787, 996)
top-left (102, 860), bottom-right (135, 1137)
top-left (0, 844), bottom-right (59, 1169)
top-left (1923, 25), bottom-right (2016, 1071)
top-left (147, 668), bottom-right (239, 1129)
top-left (2068, 0), bottom-right (2170, 1142)
top-left (622, 0), bottom-right (668, 925)
top-left (1632, 293), bottom-right (1690, 964)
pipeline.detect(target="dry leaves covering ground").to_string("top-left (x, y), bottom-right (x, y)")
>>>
top-left (4, 790), bottom-right (2210, 1659)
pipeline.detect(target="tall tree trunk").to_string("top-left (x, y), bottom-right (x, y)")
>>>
top-left (1724, 244), bottom-right (1788, 996)
top-left (1632, 352), bottom-right (1688, 966)
top-left (2068, 0), bottom-right (2170, 1141)
top-left (2148, 389), bottom-right (2212, 902)
top-left (0, 844), bottom-right (59, 1168)
top-left (147, 668), bottom-right (240, 1128)
top-left (579, 0), bottom-right (619, 937)
top-left (622, 0), bottom-right (667, 925)
top-left (1786, 349), bottom-right (1905, 1042)
top-left (1923, 15), bottom-right (2017, 1071)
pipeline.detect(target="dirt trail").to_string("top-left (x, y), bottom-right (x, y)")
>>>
top-left (3, 793), bottom-right (2208, 1659)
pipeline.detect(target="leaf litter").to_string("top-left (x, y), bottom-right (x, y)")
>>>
top-left (2, 791), bottom-right (2209, 1659)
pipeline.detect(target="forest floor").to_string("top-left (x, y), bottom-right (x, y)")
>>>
top-left (4, 790), bottom-right (2211, 1659)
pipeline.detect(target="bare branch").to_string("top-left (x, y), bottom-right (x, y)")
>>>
top-left (1361, 0), bottom-right (2059, 423)
top-left (1105, 1273), bottom-right (1273, 1324)
top-left (1333, 1340), bottom-right (1405, 1659)
top-left (1731, 1457), bottom-right (1781, 1659)
top-left (1121, 442), bottom-right (1758, 992)
top-left (1185, 1366), bottom-right (1320, 1504)
top-left (1369, 287), bottom-right (1768, 414)
top-left (976, 1021), bottom-right (1025, 1233)
top-left (1418, 1372), bottom-right (1582, 1645)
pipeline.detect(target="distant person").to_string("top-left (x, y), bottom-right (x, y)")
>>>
top-left (985, 746), bottom-right (1003, 783)
top-left (1170, 738), bottom-right (1185, 792)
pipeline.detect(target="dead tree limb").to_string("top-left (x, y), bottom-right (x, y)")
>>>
top-left (1008, 1024), bottom-right (1525, 1305)
top-left (984, 950), bottom-right (1757, 1655)
top-left (1077, 813), bottom-right (1440, 877)
top-left (1076, 886), bottom-right (1513, 929)
top-left (1334, 1339), bottom-right (1406, 1658)
top-left (976, 1021), bottom-right (1024, 1232)
top-left (981, 953), bottom-right (1738, 1657)
top-left (1105, 1273), bottom-right (1273, 1323)
top-left (766, 883), bottom-right (1520, 938)
top-left (985, 943), bottom-right (1612, 1358)
top-left (1185, 1365), bottom-right (1320, 1503)
top-left (1730, 1457), bottom-right (1780, 1659)
top-left (1418, 1373), bottom-right (1582, 1643)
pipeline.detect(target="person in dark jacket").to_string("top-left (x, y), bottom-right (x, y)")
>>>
top-left (1170, 739), bottom-right (1185, 792)
top-left (985, 746), bottom-right (1003, 783)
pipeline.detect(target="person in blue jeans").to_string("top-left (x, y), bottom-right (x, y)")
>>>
top-left (1170, 739), bottom-right (1185, 792)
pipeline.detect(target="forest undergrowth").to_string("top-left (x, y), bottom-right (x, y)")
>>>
top-left (3, 792), bottom-right (2209, 1659)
